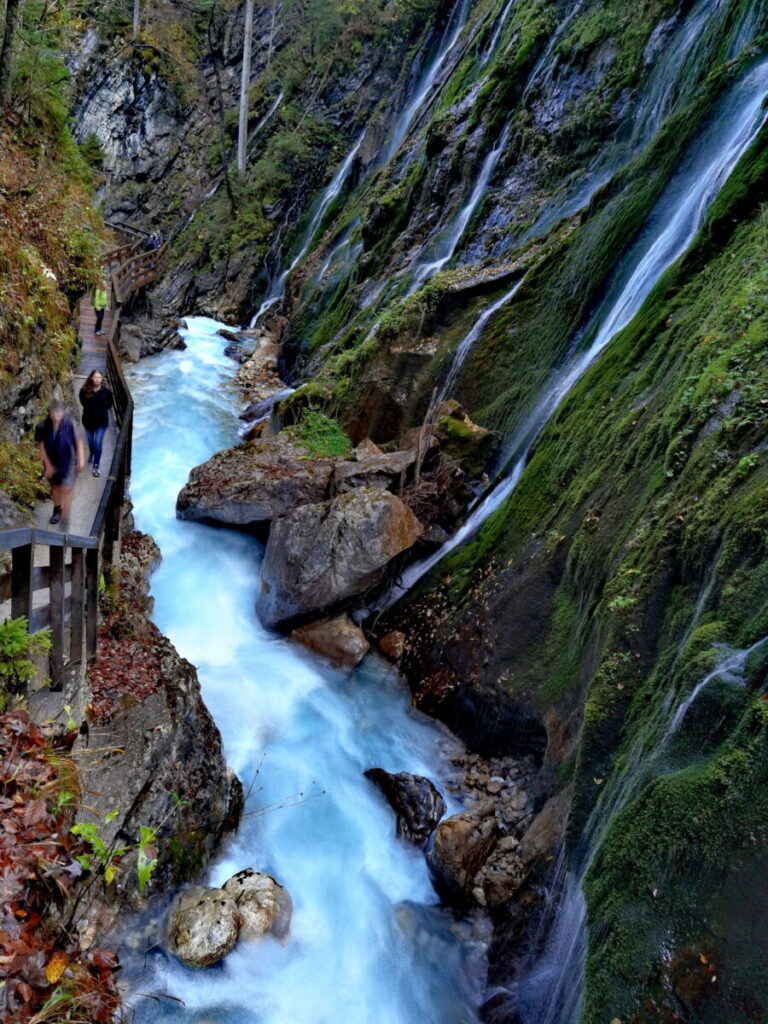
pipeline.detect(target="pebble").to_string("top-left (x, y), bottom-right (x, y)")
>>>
top-left (486, 776), bottom-right (505, 795)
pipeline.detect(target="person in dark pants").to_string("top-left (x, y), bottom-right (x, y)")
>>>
top-left (79, 370), bottom-right (113, 478)
top-left (93, 281), bottom-right (107, 335)
top-left (37, 401), bottom-right (84, 526)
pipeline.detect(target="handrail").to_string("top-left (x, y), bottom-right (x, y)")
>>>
top-left (0, 232), bottom-right (166, 687)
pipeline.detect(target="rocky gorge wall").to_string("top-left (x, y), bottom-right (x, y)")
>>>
top-left (68, 1), bottom-right (768, 1022)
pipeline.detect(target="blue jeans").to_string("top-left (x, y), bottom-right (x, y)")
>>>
top-left (86, 426), bottom-right (106, 468)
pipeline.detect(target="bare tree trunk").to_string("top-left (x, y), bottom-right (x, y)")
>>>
top-left (237, 0), bottom-right (254, 177)
top-left (0, 0), bottom-right (24, 106)
top-left (266, 4), bottom-right (277, 69)
top-left (132, 0), bottom-right (140, 38)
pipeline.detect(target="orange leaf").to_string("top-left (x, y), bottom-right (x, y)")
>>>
top-left (45, 949), bottom-right (68, 984)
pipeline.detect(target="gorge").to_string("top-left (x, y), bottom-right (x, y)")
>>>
top-left (1, 1), bottom-right (768, 1023)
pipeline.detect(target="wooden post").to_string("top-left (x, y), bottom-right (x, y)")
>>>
top-left (10, 544), bottom-right (33, 622)
top-left (70, 547), bottom-right (85, 669)
top-left (86, 548), bottom-right (99, 660)
top-left (49, 545), bottom-right (65, 691)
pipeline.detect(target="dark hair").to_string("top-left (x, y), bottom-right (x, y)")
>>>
top-left (48, 399), bottom-right (66, 415)
top-left (81, 370), bottom-right (104, 398)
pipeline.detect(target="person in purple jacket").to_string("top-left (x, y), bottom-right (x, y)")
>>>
top-left (37, 400), bottom-right (84, 526)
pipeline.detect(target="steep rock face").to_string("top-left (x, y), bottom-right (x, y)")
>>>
top-left (79, 531), bottom-right (242, 906)
top-left (256, 489), bottom-right (423, 628)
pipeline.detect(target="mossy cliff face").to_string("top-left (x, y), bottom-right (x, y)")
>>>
top-left (0, 98), bottom-right (102, 511)
top-left (70, 0), bottom-right (446, 324)
top-left (383, 95), bottom-right (768, 1024)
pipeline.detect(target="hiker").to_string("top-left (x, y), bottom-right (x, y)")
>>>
top-left (37, 400), bottom-right (84, 526)
top-left (93, 280), bottom-right (108, 336)
top-left (79, 370), bottom-right (113, 478)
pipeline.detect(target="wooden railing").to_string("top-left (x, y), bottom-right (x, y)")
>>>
top-left (0, 239), bottom-right (165, 690)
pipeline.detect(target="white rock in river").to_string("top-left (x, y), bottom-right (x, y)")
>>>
top-left (223, 868), bottom-right (293, 941)
top-left (167, 885), bottom-right (239, 967)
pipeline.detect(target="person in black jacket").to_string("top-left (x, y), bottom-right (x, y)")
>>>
top-left (37, 400), bottom-right (84, 525)
top-left (79, 370), bottom-right (113, 478)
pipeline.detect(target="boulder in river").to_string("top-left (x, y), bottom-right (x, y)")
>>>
top-left (167, 886), bottom-right (240, 967)
top-left (176, 434), bottom-right (333, 526)
top-left (364, 768), bottom-right (446, 846)
top-left (291, 613), bottom-right (370, 668)
top-left (256, 489), bottom-right (424, 629)
top-left (223, 868), bottom-right (293, 941)
top-left (427, 806), bottom-right (499, 906)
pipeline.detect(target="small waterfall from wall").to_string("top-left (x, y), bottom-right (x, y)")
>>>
top-left (392, 56), bottom-right (768, 606)
top-left (249, 134), bottom-right (364, 327)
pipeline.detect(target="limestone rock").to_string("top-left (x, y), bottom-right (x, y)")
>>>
top-left (379, 630), bottom-right (407, 660)
top-left (167, 886), bottom-right (239, 967)
top-left (427, 807), bottom-right (499, 905)
top-left (291, 614), bottom-right (370, 668)
top-left (256, 489), bottom-right (423, 628)
top-left (223, 868), bottom-right (293, 941)
top-left (176, 434), bottom-right (333, 526)
top-left (365, 769), bottom-right (446, 846)
top-left (331, 447), bottom-right (416, 494)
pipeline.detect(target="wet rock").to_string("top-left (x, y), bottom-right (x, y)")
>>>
top-left (176, 434), bottom-right (333, 526)
top-left (223, 868), bottom-right (293, 941)
top-left (486, 776), bottom-right (505, 795)
top-left (364, 768), bottom-right (446, 846)
top-left (223, 343), bottom-right (252, 364)
top-left (257, 489), bottom-right (423, 628)
top-left (118, 323), bottom-right (143, 363)
top-left (427, 806), bottom-right (499, 906)
top-left (379, 630), bottom-right (407, 660)
top-left (434, 400), bottom-right (499, 480)
top-left (331, 447), bottom-right (416, 494)
top-left (217, 328), bottom-right (243, 344)
top-left (167, 886), bottom-right (239, 967)
top-left (291, 613), bottom-right (370, 668)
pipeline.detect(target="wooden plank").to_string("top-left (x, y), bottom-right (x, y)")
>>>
top-left (0, 571), bottom-right (10, 602)
top-left (86, 547), bottom-right (99, 659)
top-left (70, 547), bottom-right (85, 668)
top-left (49, 545), bottom-right (65, 691)
top-left (10, 544), bottom-right (33, 622)
top-left (33, 563), bottom-right (73, 591)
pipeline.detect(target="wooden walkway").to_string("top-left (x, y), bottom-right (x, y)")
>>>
top-left (77, 297), bottom-right (115, 379)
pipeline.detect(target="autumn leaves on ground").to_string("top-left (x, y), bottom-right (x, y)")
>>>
top-left (0, 713), bottom-right (120, 1023)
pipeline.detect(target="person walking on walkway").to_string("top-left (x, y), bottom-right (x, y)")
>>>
top-left (79, 370), bottom-right (113, 478)
top-left (93, 281), bottom-right (108, 335)
top-left (37, 400), bottom-right (84, 526)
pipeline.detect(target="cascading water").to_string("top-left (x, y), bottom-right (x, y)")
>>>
top-left (407, 122), bottom-right (510, 293)
top-left (393, 56), bottom-right (768, 603)
top-left (250, 134), bottom-right (364, 326)
top-left (481, 0), bottom-right (516, 66)
top-left (121, 318), bottom-right (485, 1024)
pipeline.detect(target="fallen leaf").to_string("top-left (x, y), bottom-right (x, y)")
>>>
top-left (45, 950), bottom-right (68, 984)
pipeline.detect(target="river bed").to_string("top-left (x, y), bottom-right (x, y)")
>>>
top-left (120, 316), bottom-right (485, 1024)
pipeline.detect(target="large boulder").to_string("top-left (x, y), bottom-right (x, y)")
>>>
top-left (223, 868), bottom-right (293, 941)
top-left (256, 489), bottom-right (424, 628)
top-left (291, 614), bottom-right (370, 668)
top-left (176, 434), bottom-right (333, 526)
top-left (167, 886), bottom-right (239, 967)
top-left (364, 769), bottom-right (446, 846)
top-left (331, 447), bottom-right (416, 494)
top-left (427, 806), bottom-right (499, 906)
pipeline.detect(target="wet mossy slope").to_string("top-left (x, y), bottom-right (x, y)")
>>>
top-left (386, 109), bottom-right (768, 1023)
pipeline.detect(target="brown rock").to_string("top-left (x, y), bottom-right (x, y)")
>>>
top-left (427, 807), bottom-right (499, 906)
top-left (223, 868), bottom-right (293, 942)
top-left (167, 886), bottom-right (239, 967)
top-left (256, 489), bottom-right (424, 628)
top-left (364, 768), bottom-right (446, 846)
top-left (379, 630), bottom-right (407, 660)
top-left (176, 434), bottom-right (333, 526)
top-left (291, 614), bottom-right (370, 668)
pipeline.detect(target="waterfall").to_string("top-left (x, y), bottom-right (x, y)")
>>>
top-left (407, 122), bottom-right (510, 293)
top-left (481, 0), bottom-right (516, 66)
top-left (249, 133), bottom-right (364, 326)
top-left (393, 56), bottom-right (768, 602)
top-left (439, 278), bottom-right (523, 403)
top-left (382, 0), bottom-right (473, 165)
top-left (663, 634), bottom-right (768, 740)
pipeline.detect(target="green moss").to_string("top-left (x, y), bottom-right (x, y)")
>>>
top-left (284, 409), bottom-right (352, 458)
